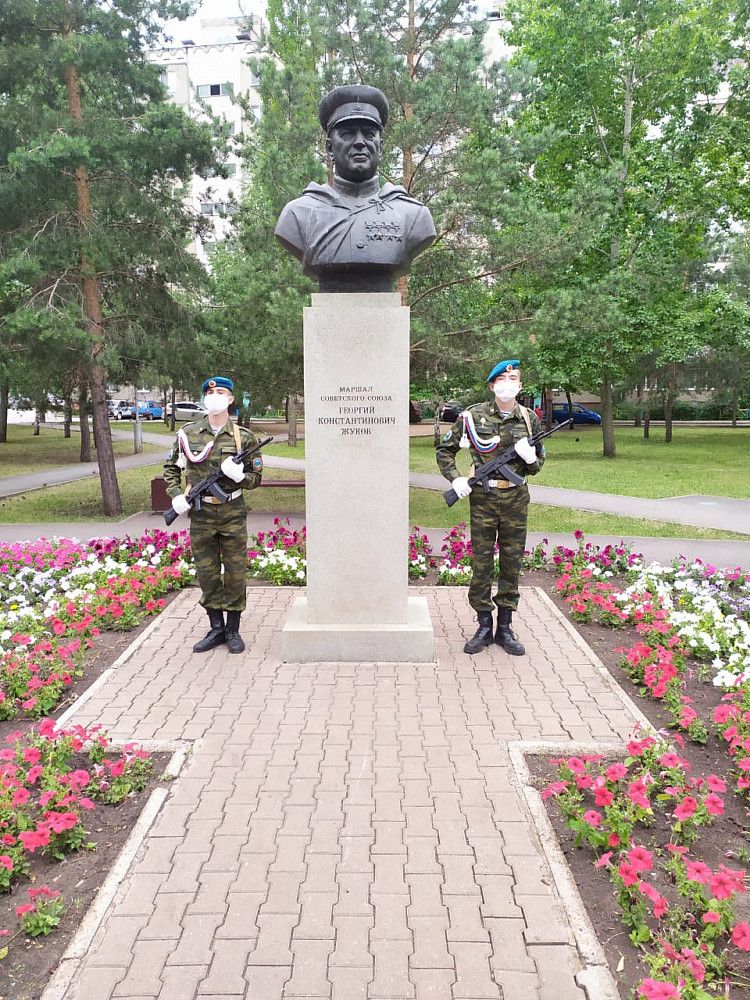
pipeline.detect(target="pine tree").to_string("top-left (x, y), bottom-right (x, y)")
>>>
top-left (0, 0), bottom-right (217, 511)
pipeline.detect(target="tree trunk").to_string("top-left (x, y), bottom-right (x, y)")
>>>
top-left (170, 385), bottom-right (176, 432)
top-left (634, 380), bottom-right (642, 427)
top-left (0, 382), bottom-right (8, 444)
top-left (433, 395), bottom-right (443, 446)
top-left (63, 396), bottom-right (72, 438)
top-left (79, 379), bottom-right (92, 462)
top-left (564, 388), bottom-right (574, 429)
top-left (600, 376), bottom-right (616, 458)
top-left (731, 388), bottom-right (738, 428)
top-left (544, 388), bottom-right (554, 431)
top-left (33, 409), bottom-right (42, 436)
top-left (643, 394), bottom-right (650, 439)
top-left (664, 395), bottom-right (674, 443)
top-left (288, 393), bottom-right (298, 447)
top-left (63, 55), bottom-right (122, 515)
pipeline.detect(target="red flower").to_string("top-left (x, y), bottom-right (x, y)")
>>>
top-left (638, 977), bottom-right (681, 999)
top-left (15, 903), bottom-right (35, 917)
top-left (702, 911), bottom-right (720, 924)
top-left (732, 923), bottom-right (750, 951)
top-left (684, 860), bottom-right (712, 885)
top-left (673, 797), bottom-right (697, 821)
top-left (704, 794), bottom-right (725, 816)
top-left (618, 861), bottom-right (640, 887)
top-left (710, 871), bottom-right (738, 900)
top-left (628, 846), bottom-right (653, 873)
top-left (582, 810), bottom-right (602, 828)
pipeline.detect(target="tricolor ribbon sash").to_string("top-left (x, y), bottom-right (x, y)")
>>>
top-left (460, 410), bottom-right (500, 453)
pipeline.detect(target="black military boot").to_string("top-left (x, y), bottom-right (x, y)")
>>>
top-left (495, 607), bottom-right (525, 656)
top-left (225, 611), bottom-right (245, 654)
top-left (464, 611), bottom-right (494, 654)
top-left (193, 609), bottom-right (225, 653)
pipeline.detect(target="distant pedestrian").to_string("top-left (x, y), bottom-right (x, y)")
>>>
top-left (436, 360), bottom-right (545, 656)
top-left (163, 377), bottom-right (264, 654)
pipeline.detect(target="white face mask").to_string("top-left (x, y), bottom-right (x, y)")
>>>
top-left (204, 394), bottom-right (231, 416)
top-left (493, 381), bottom-right (520, 403)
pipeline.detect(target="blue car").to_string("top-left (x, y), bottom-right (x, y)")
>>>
top-left (135, 401), bottom-right (163, 420)
top-left (552, 403), bottom-right (602, 425)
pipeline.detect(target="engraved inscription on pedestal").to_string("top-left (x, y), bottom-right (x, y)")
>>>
top-left (318, 386), bottom-right (395, 437)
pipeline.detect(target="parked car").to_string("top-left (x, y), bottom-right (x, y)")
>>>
top-left (134, 400), bottom-right (163, 420)
top-left (440, 400), bottom-right (465, 422)
top-left (110, 400), bottom-right (134, 420)
top-left (552, 402), bottom-right (602, 425)
top-left (166, 400), bottom-right (207, 421)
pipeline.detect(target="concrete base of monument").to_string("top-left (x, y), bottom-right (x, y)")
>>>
top-left (281, 595), bottom-right (435, 663)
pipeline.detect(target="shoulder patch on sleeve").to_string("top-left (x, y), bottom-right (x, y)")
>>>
top-left (252, 456), bottom-right (263, 470)
top-left (442, 431), bottom-right (452, 442)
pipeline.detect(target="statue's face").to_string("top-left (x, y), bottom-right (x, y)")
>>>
top-left (327, 120), bottom-right (382, 182)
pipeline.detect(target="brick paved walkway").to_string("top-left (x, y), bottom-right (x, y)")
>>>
top-left (55, 586), bottom-right (641, 1000)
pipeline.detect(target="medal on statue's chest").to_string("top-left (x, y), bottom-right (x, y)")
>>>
top-left (354, 202), bottom-right (403, 252)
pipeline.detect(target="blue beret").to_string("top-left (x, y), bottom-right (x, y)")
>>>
top-left (201, 376), bottom-right (234, 393)
top-left (487, 359), bottom-right (520, 382)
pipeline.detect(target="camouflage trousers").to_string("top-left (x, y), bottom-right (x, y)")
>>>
top-left (189, 500), bottom-right (248, 612)
top-left (468, 484), bottom-right (529, 613)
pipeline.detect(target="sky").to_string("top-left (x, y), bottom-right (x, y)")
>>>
top-left (160, 0), bottom-right (502, 46)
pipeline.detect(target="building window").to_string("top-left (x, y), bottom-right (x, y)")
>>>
top-left (200, 201), bottom-right (236, 217)
top-left (196, 83), bottom-right (232, 98)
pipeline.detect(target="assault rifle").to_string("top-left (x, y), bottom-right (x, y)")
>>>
top-left (164, 436), bottom-right (273, 526)
top-left (442, 420), bottom-right (572, 507)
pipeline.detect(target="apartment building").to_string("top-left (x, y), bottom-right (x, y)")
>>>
top-left (146, 15), bottom-right (263, 264)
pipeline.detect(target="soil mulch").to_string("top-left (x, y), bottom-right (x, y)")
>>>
top-left (522, 568), bottom-right (750, 997)
top-left (0, 594), bottom-right (182, 1000)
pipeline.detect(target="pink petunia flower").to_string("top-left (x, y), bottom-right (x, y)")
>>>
top-left (673, 797), bottom-right (697, 821)
top-left (685, 860), bottom-right (712, 885)
top-left (702, 911), bottom-right (721, 924)
top-left (732, 923), bottom-right (750, 951)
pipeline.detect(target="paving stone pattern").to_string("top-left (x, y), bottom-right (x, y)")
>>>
top-left (61, 586), bottom-right (639, 1000)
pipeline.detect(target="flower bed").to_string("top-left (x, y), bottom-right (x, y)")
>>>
top-left (0, 715), bottom-right (166, 996)
top-left (0, 532), bottom-right (194, 720)
top-left (526, 533), bottom-right (750, 998)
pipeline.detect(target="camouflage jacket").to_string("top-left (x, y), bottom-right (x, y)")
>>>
top-left (435, 400), bottom-right (545, 484)
top-left (163, 417), bottom-right (263, 500)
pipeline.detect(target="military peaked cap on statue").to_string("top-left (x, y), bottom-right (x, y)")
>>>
top-left (201, 376), bottom-right (234, 393)
top-left (486, 360), bottom-right (520, 383)
top-left (318, 85), bottom-right (389, 134)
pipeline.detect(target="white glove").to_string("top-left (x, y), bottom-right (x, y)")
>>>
top-left (452, 476), bottom-right (472, 499)
top-left (514, 437), bottom-right (537, 464)
top-left (221, 456), bottom-right (245, 483)
top-left (171, 494), bottom-right (191, 516)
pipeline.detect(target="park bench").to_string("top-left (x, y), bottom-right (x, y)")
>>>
top-left (150, 476), bottom-right (305, 513)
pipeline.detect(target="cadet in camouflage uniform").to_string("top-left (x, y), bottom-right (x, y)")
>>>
top-left (163, 376), bottom-right (263, 655)
top-left (436, 360), bottom-right (544, 655)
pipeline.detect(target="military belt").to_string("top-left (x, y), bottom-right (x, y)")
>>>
top-left (201, 489), bottom-right (242, 505)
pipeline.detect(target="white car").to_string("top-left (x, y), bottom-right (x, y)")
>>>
top-left (166, 401), bottom-right (207, 421)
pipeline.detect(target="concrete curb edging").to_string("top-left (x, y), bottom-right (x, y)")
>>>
top-left (509, 741), bottom-right (622, 1000)
top-left (40, 740), bottom-right (190, 1000)
top-left (503, 589), bottom-right (663, 1000)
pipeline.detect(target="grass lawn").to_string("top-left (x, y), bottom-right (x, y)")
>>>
top-left (0, 460), bottom-right (743, 539)
top-left (408, 490), bottom-right (745, 539)
top-left (0, 464), bottom-right (308, 522)
top-left (0, 425), bottom-right (159, 477)
top-left (410, 425), bottom-right (750, 499)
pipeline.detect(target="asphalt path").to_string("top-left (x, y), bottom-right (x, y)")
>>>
top-left (2, 423), bottom-right (750, 569)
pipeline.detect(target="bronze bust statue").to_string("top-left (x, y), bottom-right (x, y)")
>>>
top-left (274, 85), bottom-right (437, 292)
